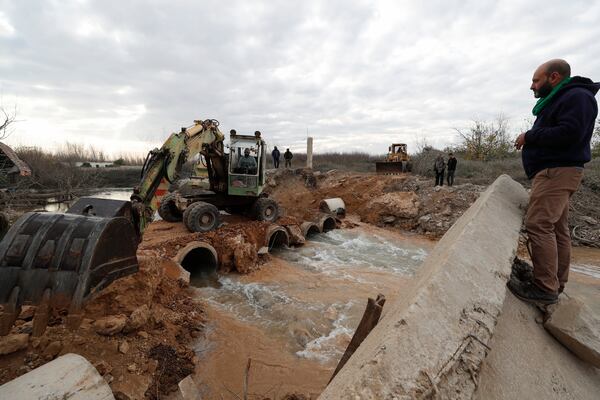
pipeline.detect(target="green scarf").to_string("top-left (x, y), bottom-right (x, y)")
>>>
top-left (532, 77), bottom-right (572, 116)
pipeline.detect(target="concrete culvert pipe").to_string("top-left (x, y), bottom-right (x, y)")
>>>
top-left (265, 225), bottom-right (290, 251)
top-left (317, 214), bottom-right (337, 232)
top-left (174, 242), bottom-right (219, 287)
top-left (319, 197), bottom-right (346, 216)
top-left (301, 221), bottom-right (321, 238)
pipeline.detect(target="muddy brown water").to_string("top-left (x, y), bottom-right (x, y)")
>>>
top-left (190, 225), bottom-right (433, 399)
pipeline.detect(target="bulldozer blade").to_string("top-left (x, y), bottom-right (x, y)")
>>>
top-left (0, 212), bottom-right (139, 335)
top-left (375, 162), bottom-right (406, 175)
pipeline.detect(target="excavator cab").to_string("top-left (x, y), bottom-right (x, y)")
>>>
top-left (228, 132), bottom-right (266, 197)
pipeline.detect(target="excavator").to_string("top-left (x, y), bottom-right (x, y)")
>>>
top-left (0, 119), bottom-right (279, 336)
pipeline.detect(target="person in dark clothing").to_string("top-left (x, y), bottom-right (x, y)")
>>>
top-left (509, 59), bottom-right (599, 305)
top-left (433, 154), bottom-right (445, 186)
top-left (446, 153), bottom-right (457, 186)
top-left (284, 148), bottom-right (293, 168)
top-left (271, 146), bottom-right (280, 168)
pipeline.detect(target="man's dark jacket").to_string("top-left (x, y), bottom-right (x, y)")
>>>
top-left (284, 150), bottom-right (293, 160)
top-left (272, 149), bottom-right (280, 159)
top-left (447, 157), bottom-right (457, 171)
top-left (523, 76), bottom-right (599, 179)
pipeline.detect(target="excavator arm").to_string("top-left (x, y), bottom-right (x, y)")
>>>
top-left (129, 119), bottom-right (226, 236)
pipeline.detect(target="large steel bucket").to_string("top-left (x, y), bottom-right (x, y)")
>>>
top-left (0, 204), bottom-right (139, 335)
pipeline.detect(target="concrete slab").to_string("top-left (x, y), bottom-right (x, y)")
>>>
top-left (0, 353), bottom-right (114, 399)
top-left (320, 175), bottom-right (529, 399)
top-left (475, 293), bottom-right (600, 399)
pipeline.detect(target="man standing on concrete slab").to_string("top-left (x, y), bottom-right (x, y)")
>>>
top-left (446, 152), bottom-right (457, 186)
top-left (511, 59), bottom-right (599, 305)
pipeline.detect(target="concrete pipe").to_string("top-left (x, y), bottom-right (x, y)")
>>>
top-left (319, 198), bottom-right (346, 216)
top-left (174, 241), bottom-right (219, 287)
top-left (0, 353), bottom-right (114, 399)
top-left (265, 225), bottom-right (290, 251)
top-left (316, 214), bottom-right (337, 233)
top-left (301, 221), bottom-right (321, 238)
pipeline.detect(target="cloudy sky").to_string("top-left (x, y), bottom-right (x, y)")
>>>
top-left (1, 0), bottom-right (599, 158)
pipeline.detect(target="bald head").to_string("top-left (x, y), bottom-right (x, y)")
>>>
top-left (530, 59), bottom-right (571, 98)
top-left (539, 59), bottom-right (571, 79)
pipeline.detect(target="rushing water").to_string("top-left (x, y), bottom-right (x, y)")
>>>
top-left (194, 228), bottom-right (429, 364)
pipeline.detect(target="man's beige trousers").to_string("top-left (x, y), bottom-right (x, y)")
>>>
top-left (526, 167), bottom-right (583, 294)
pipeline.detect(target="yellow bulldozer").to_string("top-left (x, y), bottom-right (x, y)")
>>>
top-left (375, 143), bottom-right (412, 174)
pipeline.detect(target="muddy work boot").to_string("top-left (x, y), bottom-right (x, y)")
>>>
top-left (507, 278), bottom-right (558, 305)
top-left (511, 257), bottom-right (533, 283)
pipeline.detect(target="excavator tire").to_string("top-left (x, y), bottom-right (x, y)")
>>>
top-left (253, 198), bottom-right (280, 223)
top-left (183, 201), bottom-right (220, 233)
top-left (158, 192), bottom-right (183, 222)
top-left (0, 212), bottom-right (139, 335)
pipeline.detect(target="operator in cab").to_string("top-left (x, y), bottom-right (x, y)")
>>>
top-left (237, 148), bottom-right (257, 172)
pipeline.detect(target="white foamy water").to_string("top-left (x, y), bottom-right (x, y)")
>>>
top-left (195, 228), bottom-right (429, 363)
top-left (276, 229), bottom-right (427, 278)
top-left (572, 263), bottom-right (600, 279)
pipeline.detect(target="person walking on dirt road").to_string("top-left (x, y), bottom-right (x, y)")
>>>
top-left (284, 148), bottom-right (293, 168)
top-left (510, 59), bottom-right (599, 305)
top-left (272, 146), bottom-right (281, 168)
top-left (433, 154), bottom-right (445, 186)
top-left (446, 153), bottom-right (457, 186)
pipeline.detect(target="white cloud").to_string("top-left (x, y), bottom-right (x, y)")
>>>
top-left (0, 0), bottom-right (598, 158)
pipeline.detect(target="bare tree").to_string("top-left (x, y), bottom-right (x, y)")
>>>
top-left (455, 114), bottom-right (513, 161)
top-left (0, 106), bottom-right (17, 140)
top-left (593, 118), bottom-right (600, 157)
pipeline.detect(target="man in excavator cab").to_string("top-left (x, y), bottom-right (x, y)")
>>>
top-left (237, 148), bottom-right (257, 174)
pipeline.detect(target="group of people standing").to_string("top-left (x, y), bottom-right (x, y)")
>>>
top-left (271, 146), bottom-right (293, 169)
top-left (433, 153), bottom-right (458, 186)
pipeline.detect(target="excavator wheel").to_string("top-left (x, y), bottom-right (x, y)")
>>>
top-left (158, 192), bottom-right (183, 222)
top-left (0, 212), bottom-right (139, 335)
top-left (253, 198), bottom-right (280, 223)
top-left (183, 201), bottom-right (220, 233)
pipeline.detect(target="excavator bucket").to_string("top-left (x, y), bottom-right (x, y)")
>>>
top-left (376, 161), bottom-right (408, 175)
top-left (0, 198), bottom-right (139, 336)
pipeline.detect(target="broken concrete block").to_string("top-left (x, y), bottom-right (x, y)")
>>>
top-left (178, 375), bottom-right (201, 400)
top-left (93, 315), bottom-right (127, 336)
top-left (0, 334), bottom-right (29, 355)
top-left (544, 296), bottom-right (600, 368)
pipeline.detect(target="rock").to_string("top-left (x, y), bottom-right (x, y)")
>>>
top-left (178, 375), bottom-right (201, 400)
top-left (284, 224), bottom-right (305, 245)
top-left (124, 305), bottom-right (150, 333)
top-left (73, 335), bottom-right (86, 345)
top-left (382, 215), bottom-right (396, 224)
top-left (118, 341), bottom-right (130, 354)
top-left (127, 363), bottom-right (137, 373)
top-left (146, 359), bottom-right (159, 374)
top-left (104, 373), bottom-right (114, 384)
top-left (93, 315), bottom-right (127, 336)
top-left (0, 334), bottom-right (29, 355)
top-left (367, 192), bottom-right (420, 221)
top-left (43, 341), bottom-right (63, 358)
top-left (94, 360), bottom-right (112, 376)
top-left (113, 391), bottom-right (131, 400)
top-left (137, 331), bottom-right (149, 339)
top-left (544, 297), bottom-right (600, 368)
top-left (18, 306), bottom-right (36, 321)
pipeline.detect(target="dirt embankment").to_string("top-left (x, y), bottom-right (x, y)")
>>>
top-left (266, 168), bottom-right (484, 239)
